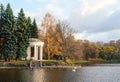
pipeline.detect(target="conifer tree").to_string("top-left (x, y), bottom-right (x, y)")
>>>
top-left (30, 18), bottom-right (38, 38)
top-left (2, 3), bottom-right (17, 61)
top-left (16, 8), bottom-right (29, 59)
top-left (0, 4), bottom-right (5, 58)
top-left (0, 4), bottom-right (5, 37)
top-left (26, 16), bottom-right (32, 38)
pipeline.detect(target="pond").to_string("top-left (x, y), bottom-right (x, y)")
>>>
top-left (0, 64), bottom-right (120, 82)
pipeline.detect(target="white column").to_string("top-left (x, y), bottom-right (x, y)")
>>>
top-left (36, 46), bottom-right (38, 60)
top-left (34, 45), bottom-right (37, 60)
top-left (27, 46), bottom-right (31, 60)
top-left (40, 45), bottom-right (43, 60)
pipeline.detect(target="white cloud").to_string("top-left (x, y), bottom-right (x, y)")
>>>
top-left (19, 0), bottom-right (120, 42)
top-left (23, 1), bottom-right (65, 26)
top-left (25, 0), bottom-right (33, 3)
top-left (29, 0), bottom-right (120, 42)
top-left (74, 29), bottom-right (120, 42)
top-left (45, 4), bottom-right (62, 17)
top-left (37, 0), bottom-right (60, 4)
top-left (89, 29), bottom-right (120, 42)
top-left (37, 0), bottom-right (44, 2)
top-left (44, 3), bottom-right (66, 20)
top-left (24, 3), bottom-right (64, 27)
top-left (69, 0), bottom-right (118, 33)
top-left (24, 8), bottom-right (45, 26)
top-left (81, 0), bottom-right (117, 16)
top-left (74, 31), bottom-right (88, 40)
top-left (107, 10), bottom-right (116, 17)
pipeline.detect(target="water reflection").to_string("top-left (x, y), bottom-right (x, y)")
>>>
top-left (0, 64), bottom-right (120, 82)
top-left (32, 69), bottom-right (45, 82)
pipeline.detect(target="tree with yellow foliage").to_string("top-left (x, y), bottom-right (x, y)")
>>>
top-left (41, 13), bottom-right (63, 60)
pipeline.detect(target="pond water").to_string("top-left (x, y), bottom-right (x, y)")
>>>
top-left (0, 64), bottom-right (120, 82)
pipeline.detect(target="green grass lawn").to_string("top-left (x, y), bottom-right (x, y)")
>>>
top-left (104, 60), bottom-right (120, 63)
top-left (1, 59), bottom-right (120, 67)
top-left (42, 60), bottom-right (63, 66)
top-left (9, 61), bottom-right (29, 66)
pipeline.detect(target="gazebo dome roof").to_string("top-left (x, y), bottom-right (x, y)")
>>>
top-left (29, 38), bottom-right (42, 42)
top-left (29, 38), bottom-right (44, 46)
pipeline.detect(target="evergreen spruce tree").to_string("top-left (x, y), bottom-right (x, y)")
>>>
top-left (16, 8), bottom-right (29, 60)
top-left (30, 18), bottom-right (38, 38)
top-left (26, 17), bottom-right (32, 39)
top-left (0, 4), bottom-right (5, 39)
top-left (0, 4), bottom-right (5, 58)
top-left (2, 3), bottom-right (17, 61)
top-left (0, 4), bottom-right (5, 37)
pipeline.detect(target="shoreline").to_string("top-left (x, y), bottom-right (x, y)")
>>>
top-left (42, 65), bottom-right (81, 69)
top-left (0, 65), bottom-right (81, 69)
top-left (0, 66), bottom-right (29, 69)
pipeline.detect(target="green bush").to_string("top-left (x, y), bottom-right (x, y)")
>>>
top-left (104, 60), bottom-right (120, 63)
top-left (42, 60), bottom-right (60, 66)
top-left (88, 58), bottom-right (104, 64)
top-left (10, 61), bottom-right (29, 66)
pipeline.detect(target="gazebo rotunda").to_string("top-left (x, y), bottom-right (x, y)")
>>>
top-left (27, 38), bottom-right (44, 60)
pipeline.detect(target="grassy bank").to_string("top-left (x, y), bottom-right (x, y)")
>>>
top-left (0, 59), bottom-right (120, 68)
top-left (72, 59), bottom-right (120, 66)
top-left (10, 61), bottom-right (29, 66)
top-left (42, 60), bottom-right (63, 66)
top-left (0, 61), bottom-right (29, 67)
top-left (104, 60), bottom-right (120, 63)
top-left (73, 60), bottom-right (89, 66)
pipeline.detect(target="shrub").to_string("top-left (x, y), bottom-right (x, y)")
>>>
top-left (88, 58), bottom-right (104, 64)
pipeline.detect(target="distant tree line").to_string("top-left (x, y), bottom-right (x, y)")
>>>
top-left (0, 3), bottom-right (38, 61)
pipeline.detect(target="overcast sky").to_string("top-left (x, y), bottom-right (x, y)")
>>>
top-left (1, 0), bottom-right (120, 42)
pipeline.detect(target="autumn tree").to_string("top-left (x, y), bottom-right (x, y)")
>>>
top-left (82, 40), bottom-right (99, 60)
top-left (41, 13), bottom-right (56, 59)
top-left (111, 40), bottom-right (120, 59)
top-left (82, 40), bottom-right (91, 60)
top-left (70, 39), bottom-right (84, 59)
top-left (38, 29), bottom-right (45, 41)
top-left (116, 39), bottom-right (120, 49)
top-left (53, 25), bottom-right (63, 56)
top-left (41, 13), bottom-right (77, 60)
top-left (99, 46), bottom-right (116, 60)
top-left (96, 41), bottom-right (104, 46)
top-left (56, 21), bottom-right (79, 60)
top-left (90, 42), bottom-right (99, 58)
top-left (114, 48), bottom-right (120, 59)
top-left (108, 40), bottom-right (116, 47)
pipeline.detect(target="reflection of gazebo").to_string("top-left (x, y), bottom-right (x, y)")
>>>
top-left (27, 38), bottom-right (44, 60)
